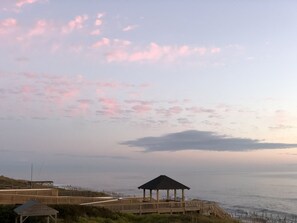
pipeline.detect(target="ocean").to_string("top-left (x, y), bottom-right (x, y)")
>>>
top-left (187, 171), bottom-right (297, 218)
top-left (85, 171), bottom-right (297, 218)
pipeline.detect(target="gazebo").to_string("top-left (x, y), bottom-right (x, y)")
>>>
top-left (138, 175), bottom-right (190, 202)
top-left (14, 200), bottom-right (58, 223)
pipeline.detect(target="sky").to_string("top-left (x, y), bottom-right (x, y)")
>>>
top-left (1, 0), bottom-right (297, 190)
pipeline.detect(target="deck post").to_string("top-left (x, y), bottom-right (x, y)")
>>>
top-left (149, 189), bottom-right (152, 201)
top-left (167, 189), bottom-right (170, 200)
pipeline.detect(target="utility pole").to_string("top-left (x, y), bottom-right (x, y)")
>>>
top-left (30, 163), bottom-right (33, 188)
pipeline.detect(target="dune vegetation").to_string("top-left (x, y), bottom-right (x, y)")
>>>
top-left (0, 204), bottom-right (238, 223)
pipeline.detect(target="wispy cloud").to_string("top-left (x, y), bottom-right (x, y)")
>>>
top-left (122, 25), bottom-right (138, 32)
top-left (99, 97), bottom-right (120, 116)
top-left (156, 106), bottom-right (183, 116)
top-left (0, 18), bottom-right (17, 34)
top-left (92, 37), bottom-right (110, 48)
top-left (269, 124), bottom-right (294, 130)
top-left (27, 19), bottom-right (48, 37)
top-left (62, 15), bottom-right (88, 34)
top-left (0, 71), bottom-right (154, 119)
top-left (94, 13), bottom-right (104, 26)
top-left (106, 42), bottom-right (221, 63)
top-left (121, 130), bottom-right (297, 152)
top-left (16, 0), bottom-right (39, 8)
top-left (54, 153), bottom-right (131, 160)
top-left (90, 29), bottom-right (100, 36)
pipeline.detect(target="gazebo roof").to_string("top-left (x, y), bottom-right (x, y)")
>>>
top-left (14, 200), bottom-right (58, 217)
top-left (138, 175), bottom-right (190, 190)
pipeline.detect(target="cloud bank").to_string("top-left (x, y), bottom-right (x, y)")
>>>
top-left (121, 130), bottom-right (297, 152)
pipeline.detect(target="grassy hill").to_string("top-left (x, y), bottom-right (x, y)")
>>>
top-left (0, 175), bottom-right (107, 197)
top-left (0, 175), bottom-right (30, 189)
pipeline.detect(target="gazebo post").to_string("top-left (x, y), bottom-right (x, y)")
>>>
top-left (182, 189), bottom-right (185, 202)
top-left (149, 189), bottom-right (152, 201)
top-left (174, 189), bottom-right (177, 201)
top-left (143, 189), bottom-right (146, 201)
top-left (46, 216), bottom-right (50, 223)
top-left (20, 215), bottom-right (23, 223)
top-left (167, 189), bottom-right (170, 201)
top-left (156, 189), bottom-right (159, 202)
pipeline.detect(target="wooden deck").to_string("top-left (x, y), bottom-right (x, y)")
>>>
top-left (90, 200), bottom-right (230, 219)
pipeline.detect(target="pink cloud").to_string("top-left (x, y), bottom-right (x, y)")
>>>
top-left (62, 15), bottom-right (88, 34)
top-left (21, 85), bottom-right (34, 94)
top-left (211, 47), bottom-right (221, 54)
top-left (92, 37), bottom-right (110, 48)
top-left (45, 87), bottom-right (80, 103)
top-left (92, 38), bottom-right (130, 49)
top-left (106, 42), bottom-right (219, 63)
top-left (169, 106), bottom-right (183, 114)
top-left (122, 25), bottom-right (138, 32)
top-left (129, 42), bottom-right (167, 61)
top-left (113, 39), bottom-right (131, 47)
top-left (106, 42), bottom-right (163, 62)
top-left (194, 47), bottom-right (207, 55)
top-left (77, 99), bottom-right (92, 113)
top-left (27, 20), bottom-right (48, 37)
top-left (94, 13), bottom-right (104, 26)
top-left (0, 71), bottom-right (157, 120)
top-left (132, 104), bottom-right (151, 113)
top-left (178, 45), bottom-right (190, 56)
top-left (125, 100), bottom-right (154, 114)
top-left (106, 50), bottom-right (127, 62)
top-left (69, 44), bottom-right (84, 53)
top-left (95, 20), bottom-right (102, 26)
top-left (0, 18), bottom-right (17, 35)
top-left (99, 97), bottom-right (120, 116)
top-left (90, 29), bottom-right (100, 36)
top-left (16, 0), bottom-right (38, 8)
top-left (1, 18), bottom-right (17, 27)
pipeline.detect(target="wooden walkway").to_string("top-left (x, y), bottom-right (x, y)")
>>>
top-left (89, 200), bottom-right (231, 219)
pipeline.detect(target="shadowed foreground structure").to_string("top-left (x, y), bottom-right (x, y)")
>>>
top-left (14, 200), bottom-right (58, 223)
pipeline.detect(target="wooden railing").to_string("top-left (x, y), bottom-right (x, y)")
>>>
top-left (0, 194), bottom-right (110, 205)
top-left (94, 200), bottom-right (231, 219)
